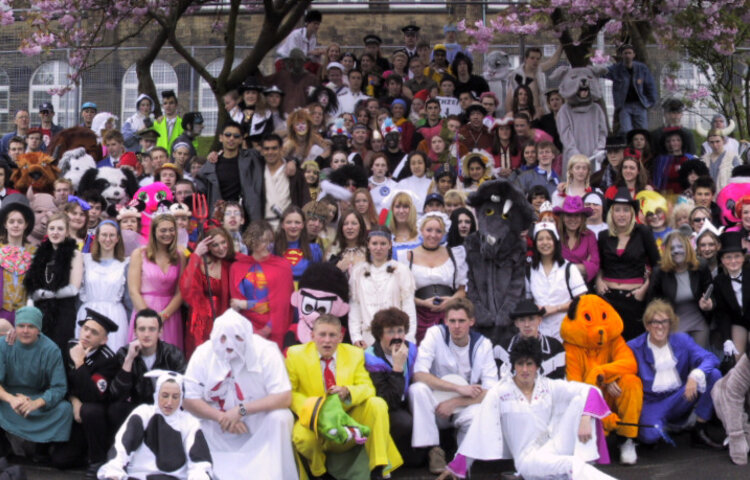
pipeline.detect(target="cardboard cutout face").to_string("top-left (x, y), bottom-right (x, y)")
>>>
top-left (291, 287), bottom-right (350, 343)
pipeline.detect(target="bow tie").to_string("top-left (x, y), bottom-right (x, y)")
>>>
top-left (732, 276), bottom-right (743, 284)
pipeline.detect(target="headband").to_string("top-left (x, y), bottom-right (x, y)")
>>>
top-left (98, 219), bottom-right (120, 232)
top-left (368, 230), bottom-right (390, 239)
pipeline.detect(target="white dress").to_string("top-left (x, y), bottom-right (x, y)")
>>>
top-left (525, 260), bottom-right (588, 341)
top-left (76, 254), bottom-right (130, 352)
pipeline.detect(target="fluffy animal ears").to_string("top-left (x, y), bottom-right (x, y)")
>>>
top-left (548, 65), bottom-right (570, 82)
top-left (567, 295), bottom-right (581, 320)
top-left (26, 186), bottom-right (35, 202)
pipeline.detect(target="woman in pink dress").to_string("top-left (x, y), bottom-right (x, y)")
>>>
top-left (128, 214), bottom-right (185, 349)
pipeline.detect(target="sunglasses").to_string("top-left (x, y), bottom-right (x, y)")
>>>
top-left (692, 217), bottom-right (707, 224)
top-left (223, 132), bottom-right (242, 139)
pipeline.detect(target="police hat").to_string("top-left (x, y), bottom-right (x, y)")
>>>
top-left (78, 308), bottom-right (119, 333)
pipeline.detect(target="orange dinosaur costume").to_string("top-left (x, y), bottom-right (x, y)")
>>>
top-left (560, 294), bottom-right (643, 439)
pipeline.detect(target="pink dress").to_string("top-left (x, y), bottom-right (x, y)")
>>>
top-left (128, 250), bottom-right (183, 350)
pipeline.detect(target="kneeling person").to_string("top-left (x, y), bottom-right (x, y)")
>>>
top-left (183, 309), bottom-right (297, 479)
top-left (0, 307), bottom-right (72, 453)
top-left (443, 337), bottom-right (615, 480)
top-left (410, 298), bottom-right (498, 474)
top-left (52, 309), bottom-right (120, 477)
top-left (287, 314), bottom-right (403, 479)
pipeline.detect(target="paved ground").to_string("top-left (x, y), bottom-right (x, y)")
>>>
top-left (13, 428), bottom-right (750, 479)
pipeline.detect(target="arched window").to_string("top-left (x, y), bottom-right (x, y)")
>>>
top-left (121, 60), bottom-right (178, 124)
top-left (29, 61), bottom-right (80, 129)
top-left (0, 69), bottom-right (10, 132)
top-left (198, 58), bottom-right (240, 136)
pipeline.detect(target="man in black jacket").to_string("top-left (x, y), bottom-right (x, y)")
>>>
top-left (50, 309), bottom-right (120, 479)
top-left (364, 308), bottom-right (426, 469)
top-left (107, 308), bottom-right (186, 431)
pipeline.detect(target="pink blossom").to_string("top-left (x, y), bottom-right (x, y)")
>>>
top-left (19, 44), bottom-right (42, 56)
top-left (590, 50), bottom-right (610, 65)
top-left (687, 86), bottom-right (710, 101)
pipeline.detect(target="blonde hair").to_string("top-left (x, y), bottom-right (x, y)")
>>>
top-left (444, 189), bottom-right (467, 207)
top-left (146, 214), bottom-right (180, 264)
top-left (670, 202), bottom-right (693, 229)
top-left (660, 231), bottom-right (699, 272)
top-left (606, 204), bottom-right (636, 237)
top-left (566, 154), bottom-right (591, 189)
top-left (642, 298), bottom-right (679, 332)
top-left (387, 192), bottom-right (418, 239)
top-left (47, 212), bottom-right (70, 235)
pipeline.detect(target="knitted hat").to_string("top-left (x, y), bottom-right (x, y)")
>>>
top-left (16, 306), bottom-right (42, 330)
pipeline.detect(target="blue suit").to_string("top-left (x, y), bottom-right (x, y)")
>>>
top-left (628, 332), bottom-right (721, 444)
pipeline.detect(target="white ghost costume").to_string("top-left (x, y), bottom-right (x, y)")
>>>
top-left (447, 375), bottom-right (616, 480)
top-left (98, 370), bottom-right (213, 480)
top-left (184, 309), bottom-right (297, 480)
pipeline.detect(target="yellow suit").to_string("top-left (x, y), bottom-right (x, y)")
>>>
top-left (286, 342), bottom-right (403, 477)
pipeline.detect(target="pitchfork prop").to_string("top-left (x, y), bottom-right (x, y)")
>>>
top-left (192, 194), bottom-right (216, 321)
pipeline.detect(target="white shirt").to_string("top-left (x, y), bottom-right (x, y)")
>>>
top-left (264, 163), bottom-right (291, 224)
top-left (648, 335), bottom-right (707, 393)
top-left (449, 339), bottom-right (472, 382)
top-left (339, 91), bottom-right (371, 114)
top-left (525, 261), bottom-right (588, 340)
top-left (276, 27), bottom-right (318, 60)
top-left (415, 324), bottom-right (498, 389)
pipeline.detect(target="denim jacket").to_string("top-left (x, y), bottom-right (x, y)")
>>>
top-left (606, 61), bottom-right (657, 109)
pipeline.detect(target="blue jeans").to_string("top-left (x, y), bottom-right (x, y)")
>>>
top-left (618, 102), bottom-right (649, 134)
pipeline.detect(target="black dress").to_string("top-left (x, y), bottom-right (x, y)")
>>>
top-left (24, 238), bottom-right (78, 352)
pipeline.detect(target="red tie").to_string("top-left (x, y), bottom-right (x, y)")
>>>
top-left (323, 358), bottom-right (336, 390)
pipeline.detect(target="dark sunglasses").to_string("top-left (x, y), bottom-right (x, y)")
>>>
top-left (223, 132), bottom-right (242, 139)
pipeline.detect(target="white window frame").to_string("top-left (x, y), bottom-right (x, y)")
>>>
top-left (121, 60), bottom-right (178, 124)
top-left (389, 0), bottom-right (446, 11)
top-left (314, 0), bottom-right (367, 11)
top-left (28, 61), bottom-right (80, 129)
top-left (0, 69), bottom-right (10, 133)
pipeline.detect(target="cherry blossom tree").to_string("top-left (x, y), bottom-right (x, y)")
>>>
top-left (459, 0), bottom-right (745, 67)
top-left (7, 0), bottom-right (311, 129)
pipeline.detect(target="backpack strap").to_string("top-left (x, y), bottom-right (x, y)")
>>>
top-left (565, 262), bottom-right (574, 299)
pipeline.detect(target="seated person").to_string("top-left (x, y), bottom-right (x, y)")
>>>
top-left (441, 337), bottom-right (615, 480)
top-left (108, 309), bottom-right (186, 430)
top-left (410, 298), bottom-right (498, 475)
top-left (364, 307), bottom-right (423, 467)
top-left (494, 298), bottom-right (566, 380)
top-left (713, 346), bottom-right (750, 464)
top-left (98, 370), bottom-right (213, 480)
top-left (52, 309), bottom-right (120, 477)
top-left (286, 313), bottom-right (403, 479)
top-left (0, 306), bottom-right (72, 455)
top-left (183, 309), bottom-right (296, 480)
top-left (627, 299), bottom-right (722, 448)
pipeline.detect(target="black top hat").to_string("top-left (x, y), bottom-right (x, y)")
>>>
top-left (662, 98), bottom-right (685, 113)
top-left (238, 78), bottom-right (264, 94)
top-left (363, 34), bottom-right (382, 45)
top-left (719, 231), bottom-right (746, 258)
top-left (0, 194), bottom-right (34, 239)
top-left (465, 103), bottom-right (487, 117)
top-left (626, 128), bottom-right (651, 145)
top-left (401, 25), bottom-right (420, 34)
top-left (510, 299), bottom-right (546, 319)
top-left (605, 135), bottom-right (627, 150)
top-left (78, 308), bottom-right (119, 333)
top-left (608, 186), bottom-right (639, 213)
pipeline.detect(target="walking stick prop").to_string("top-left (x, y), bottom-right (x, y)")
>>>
top-left (616, 421), bottom-right (676, 446)
top-left (192, 194), bottom-right (216, 321)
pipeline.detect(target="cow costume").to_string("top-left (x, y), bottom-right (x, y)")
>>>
top-left (97, 370), bottom-right (214, 480)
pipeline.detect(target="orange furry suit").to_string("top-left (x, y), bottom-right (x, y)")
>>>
top-left (46, 126), bottom-right (101, 163)
top-left (11, 152), bottom-right (60, 194)
top-left (560, 294), bottom-right (643, 439)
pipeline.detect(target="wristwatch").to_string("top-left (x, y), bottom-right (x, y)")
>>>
top-left (238, 403), bottom-right (247, 417)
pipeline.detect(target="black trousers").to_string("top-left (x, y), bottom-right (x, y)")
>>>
top-left (390, 407), bottom-right (427, 468)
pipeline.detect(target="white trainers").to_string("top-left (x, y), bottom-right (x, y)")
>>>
top-left (619, 438), bottom-right (637, 465)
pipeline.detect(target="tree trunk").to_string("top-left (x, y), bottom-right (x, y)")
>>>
top-left (135, 25), bottom-right (169, 119)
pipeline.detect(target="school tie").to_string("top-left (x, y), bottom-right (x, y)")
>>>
top-left (323, 358), bottom-right (336, 390)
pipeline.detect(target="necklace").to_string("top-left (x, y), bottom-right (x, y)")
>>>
top-left (467, 126), bottom-right (483, 148)
top-left (422, 244), bottom-right (440, 252)
top-left (45, 261), bottom-right (55, 285)
top-left (344, 246), bottom-right (363, 255)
